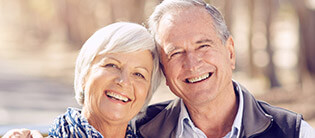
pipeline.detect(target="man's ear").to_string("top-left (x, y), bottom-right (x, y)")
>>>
top-left (165, 78), bottom-right (170, 86)
top-left (226, 36), bottom-right (236, 69)
top-left (82, 81), bottom-right (86, 93)
top-left (160, 62), bottom-right (170, 86)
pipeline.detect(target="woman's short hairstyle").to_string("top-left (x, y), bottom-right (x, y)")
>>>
top-left (74, 22), bottom-right (162, 112)
top-left (148, 0), bottom-right (230, 46)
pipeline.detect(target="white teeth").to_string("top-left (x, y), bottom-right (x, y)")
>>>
top-left (106, 91), bottom-right (129, 102)
top-left (187, 73), bottom-right (210, 83)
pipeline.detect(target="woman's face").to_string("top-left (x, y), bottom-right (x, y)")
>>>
top-left (83, 50), bottom-right (153, 124)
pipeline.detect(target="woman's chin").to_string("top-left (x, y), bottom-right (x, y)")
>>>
top-left (98, 102), bottom-right (135, 122)
top-left (100, 109), bottom-right (132, 123)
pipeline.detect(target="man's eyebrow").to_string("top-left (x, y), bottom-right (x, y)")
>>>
top-left (196, 39), bottom-right (214, 44)
top-left (164, 45), bottom-right (178, 55)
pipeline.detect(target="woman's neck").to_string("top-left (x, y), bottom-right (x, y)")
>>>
top-left (82, 108), bottom-right (128, 138)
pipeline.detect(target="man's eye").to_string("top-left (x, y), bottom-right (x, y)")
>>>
top-left (134, 72), bottom-right (145, 79)
top-left (170, 51), bottom-right (182, 58)
top-left (199, 44), bottom-right (210, 49)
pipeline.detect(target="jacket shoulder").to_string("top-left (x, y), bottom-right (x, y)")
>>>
top-left (257, 100), bottom-right (303, 138)
top-left (258, 100), bottom-right (302, 119)
top-left (238, 82), bottom-right (302, 138)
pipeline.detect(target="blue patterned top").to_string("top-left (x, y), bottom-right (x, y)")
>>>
top-left (48, 107), bottom-right (138, 138)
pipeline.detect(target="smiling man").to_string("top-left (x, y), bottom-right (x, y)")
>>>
top-left (134, 0), bottom-right (315, 137)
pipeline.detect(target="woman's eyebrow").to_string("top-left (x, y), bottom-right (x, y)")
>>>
top-left (135, 66), bottom-right (150, 74)
top-left (100, 56), bottom-right (121, 64)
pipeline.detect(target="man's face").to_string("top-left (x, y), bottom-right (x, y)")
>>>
top-left (157, 7), bottom-right (236, 106)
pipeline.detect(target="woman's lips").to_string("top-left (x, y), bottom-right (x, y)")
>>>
top-left (105, 91), bottom-right (131, 103)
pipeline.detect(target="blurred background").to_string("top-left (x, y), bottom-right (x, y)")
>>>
top-left (0, 0), bottom-right (315, 135)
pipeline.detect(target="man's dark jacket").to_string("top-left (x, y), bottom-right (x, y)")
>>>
top-left (134, 82), bottom-right (303, 138)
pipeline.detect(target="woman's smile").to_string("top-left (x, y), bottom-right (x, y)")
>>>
top-left (105, 90), bottom-right (131, 103)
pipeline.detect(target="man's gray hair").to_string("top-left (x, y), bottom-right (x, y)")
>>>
top-left (74, 22), bottom-right (162, 112)
top-left (148, 0), bottom-right (230, 46)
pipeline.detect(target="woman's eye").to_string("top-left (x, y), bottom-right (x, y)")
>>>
top-left (134, 72), bottom-right (145, 79)
top-left (104, 63), bottom-right (118, 68)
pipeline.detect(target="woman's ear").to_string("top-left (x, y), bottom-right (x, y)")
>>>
top-left (82, 73), bottom-right (89, 93)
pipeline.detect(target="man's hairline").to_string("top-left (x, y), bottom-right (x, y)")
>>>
top-left (153, 5), bottom-right (227, 51)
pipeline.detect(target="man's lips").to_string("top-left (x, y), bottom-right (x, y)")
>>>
top-left (105, 91), bottom-right (131, 103)
top-left (185, 72), bottom-right (213, 83)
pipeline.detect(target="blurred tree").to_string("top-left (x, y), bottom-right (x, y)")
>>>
top-left (248, 0), bottom-right (256, 77)
top-left (54, 0), bottom-right (105, 47)
top-left (247, 0), bottom-right (281, 87)
top-left (223, 0), bottom-right (234, 28)
top-left (292, 0), bottom-right (315, 92)
top-left (208, 0), bottom-right (234, 32)
top-left (52, 0), bottom-right (147, 48)
top-left (265, 0), bottom-right (281, 87)
top-left (57, 1), bottom-right (84, 46)
top-left (109, 0), bottom-right (146, 24)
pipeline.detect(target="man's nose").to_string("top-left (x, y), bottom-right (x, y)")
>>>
top-left (182, 52), bottom-right (202, 71)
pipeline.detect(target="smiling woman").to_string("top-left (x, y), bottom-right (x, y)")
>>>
top-left (81, 50), bottom-right (154, 134)
top-left (2, 22), bottom-right (162, 138)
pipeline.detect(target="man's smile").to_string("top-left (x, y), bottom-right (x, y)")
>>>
top-left (185, 72), bottom-right (213, 83)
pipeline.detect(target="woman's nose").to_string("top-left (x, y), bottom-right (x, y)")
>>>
top-left (115, 72), bottom-right (131, 87)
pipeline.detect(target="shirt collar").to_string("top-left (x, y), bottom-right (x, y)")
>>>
top-left (230, 80), bottom-right (244, 138)
top-left (177, 98), bottom-right (191, 137)
top-left (176, 80), bottom-right (244, 138)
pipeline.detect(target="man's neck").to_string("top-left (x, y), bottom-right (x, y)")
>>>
top-left (185, 83), bottom-right (239, 138)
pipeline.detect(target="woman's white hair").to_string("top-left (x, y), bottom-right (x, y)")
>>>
top-left (148, 0), bottom-right (230, 46)
top-left (74, 22), bottom-right (162, 112)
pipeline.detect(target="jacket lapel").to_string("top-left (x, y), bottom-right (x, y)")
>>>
top-left (139, 98), bottom-right (181, 138)
top-left (239, 84), bottom-right (273, 137)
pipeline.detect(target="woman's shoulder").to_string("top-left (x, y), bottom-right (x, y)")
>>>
top-left (50, 108), bottom-right (82, 127)
top-left (48, 107), bottom-right (103, 137)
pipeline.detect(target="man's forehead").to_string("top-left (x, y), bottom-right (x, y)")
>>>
top-left (157, 6), bottom-right (217, 54)
top-left (157, 7), bottom-right (213, 35)
top-left (159, 12), bottom-right (176, 24)
top-left (160, 6), bottom-right (208, 23)
top-left (157, 12), bottom-right (177, 36)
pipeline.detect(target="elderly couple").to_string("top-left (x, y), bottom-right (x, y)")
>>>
top-left (4, 0), bottom-right (315, 138)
